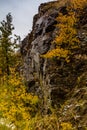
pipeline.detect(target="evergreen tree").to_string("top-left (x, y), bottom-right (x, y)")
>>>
top-left (0, 13), bottom-right (14, 76)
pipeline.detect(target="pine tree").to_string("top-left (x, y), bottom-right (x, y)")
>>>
top-left (0, 13), bottom-right (14, 76)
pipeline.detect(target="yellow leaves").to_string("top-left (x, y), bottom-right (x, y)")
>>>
top-left (57, 13), bottom-right (76, 26)
top-left (8, 78), bottom-right (21, 86)
top-left (70, 0), bottom-right (87, 9)
top-left (31, 95), bottom-right (39, 104)
top-left (57, 13), bottom-right (78, 46)
top-left (42, 48), bottom-right (70, 62)
top-left (0, 69), bottom-right (39, 129)
top-left (54, 36), bottom-right (64, 45)
top-left (0, 83), bottom-right (39, 128)
top-left (60, 122), bottom-right (74, 130)
top-left (42, 0), bottom-right (82, 61)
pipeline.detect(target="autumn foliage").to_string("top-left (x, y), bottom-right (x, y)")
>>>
top-left (0, 13), bottom-right (39, 130)
top-left (0, 0), bottom-right (87, 130)
top-left (43, 0), bottom-right (87, 63)
top-left (0, 68), bottom-right (39, 129)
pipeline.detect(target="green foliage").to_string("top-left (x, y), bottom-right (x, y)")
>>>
top-left (0, 13), bottom-right (39, 130)
top-left (0, 13), bottom-right (20, 76)
top-left (0, 124), bottom-right (12, 130)
top-left (0, 13), bottom-right (14, 76)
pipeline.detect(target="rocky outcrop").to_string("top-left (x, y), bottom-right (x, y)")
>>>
top-left (21, 1), bottom-right (59, 109)
top-left (21, 0), bottom-right (87, 116)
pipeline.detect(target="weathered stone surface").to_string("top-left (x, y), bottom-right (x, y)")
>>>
top-left (21, 2), bottom-right (59, 101)
top-left (21, 1), bottom-right (87, 112)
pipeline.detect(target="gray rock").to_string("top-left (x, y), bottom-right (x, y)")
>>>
top-left (21, 1), bottom-right (87, 113)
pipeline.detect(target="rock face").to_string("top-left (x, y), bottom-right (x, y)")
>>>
top-left (21, 1), bottom-right (59, 109)
top-left (21, 0), bottom-right (87, 114)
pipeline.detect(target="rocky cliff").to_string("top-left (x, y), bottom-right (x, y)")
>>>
top-left (21, 1), bottom-right (60, 107)
top-left (21, 1), bottom-right (87, 128)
